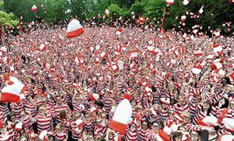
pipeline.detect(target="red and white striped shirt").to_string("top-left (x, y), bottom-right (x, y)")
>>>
top-left (94, 124), bottom-right (107, 138)
top-left (23, 99), bottom-right (38, 117)
top-left (0, 110), bottom-right (7, 122)
top-left (54, 104), bottom-right (69, 116)
top-left (21, 115), bottom-right (33, 129)
top-left (126, 130), bottom-right (137, 141)
top-left (36, 114), bottom-right (53, 132)
top-left (71, 122), bottom-right (83, 140)
top-left (173, 103), bottom-right (189, 114)
top-left (0, 103), bottom-right (10, 115)
top-left (55, 130), bottom-right (66, 141)
top-left (10, 102), bottom-right (23, 118)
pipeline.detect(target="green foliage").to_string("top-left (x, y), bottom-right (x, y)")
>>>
top-left (129, 0), bottom-right (145, 17)
top-left (165, 0), bottom-right (234, 35)
top-left (108, 4), bottom-right (122, 19)
top-left (0, 11), bottom-right (18, 26)
top-left (4, 0), bottom-right (36, 22)
top-left (143, 0), bottom-right (165, 21)
top-left (1, 0), bottom-right (234, 35)
top-left (0, 0), bottom-right (18, 27)
top-left (0, 0), bottom-right (4, 8)
top-left (4, 0), bottom-right (68, 23)
top-left (39, 0), bottom-right (68, 23)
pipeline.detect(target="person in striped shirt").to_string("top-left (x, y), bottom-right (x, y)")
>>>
top-left (125, 123), bottom-right (137, 141)
top-left (55, 123), bottom-right (68, 141)
top-left (36, 106), bottom-right (53, 133)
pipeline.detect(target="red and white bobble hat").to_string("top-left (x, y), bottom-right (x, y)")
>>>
top-left (217, 134), bottom-right (234, 141)
top-left (160, 98), bottom-right (170, 105)
top-left (166, 0), bottom-right (175, 5)
top-left (192, 65), bottom-right (203, 75)
top-left (196, 116), bottom-right (220, 127)
top-left (1, 76), bottom-right (26, 102)
top-left (89, 93), bottom-right (99, 102)
top-left (116, 28), bottom-right (123, 35)
top-left (31, 4), bottom-right (37, 12)
top-left (211, 61), bottom-right (223, 71)
top-left (67, 19), bottom-right (84, 38)
top-left (109, 98), bottom-right (132, 135)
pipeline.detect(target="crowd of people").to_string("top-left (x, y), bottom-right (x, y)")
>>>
top-left (0, 21), bottom-right (233, 141)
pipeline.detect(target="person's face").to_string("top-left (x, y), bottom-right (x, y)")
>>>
top-left (191, 132), bottom-right (199, 141)
top-left (152, 124), bottom-right (159, 132)
top-left (209, 127), bottom-right (216, 135)
top-left (175, 136), bottom-right (182, 141)
top-left (142, 122), bottom-right (148, 130)
top-left (218, 99), bottom-right (225, 107)
top-left (222, 79), bottom-right (227, 85)
top-left (203, 102), bottom-right (209, 110)
top-left (179, 96), bottom-right (186, 105)
top-left (108, 132), bottom-right (114, 139)
top-left (230, 101), bottom-right (234, 110)
top-left (130, 124), bottom-right (136, 132)
top-left (56, 96), bottom-right (62, 103)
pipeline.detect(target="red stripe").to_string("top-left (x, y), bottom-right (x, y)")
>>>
top-left (67, 28), bottom-right (84, 38)
top-left (109, 120), bottom-right (127, 135)
top-left (0, 92), bottom-right (20, 102)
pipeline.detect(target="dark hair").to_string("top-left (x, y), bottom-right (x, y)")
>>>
top-left (221, 77), bottom-right (231, 86)
top-left (215, 98), bottom-right (229, 108)
top-left (172, 132), bottom-right (182, 141)
top-left (200, 130), bottom-right (209, 141)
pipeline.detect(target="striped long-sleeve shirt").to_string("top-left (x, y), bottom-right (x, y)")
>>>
top-left (103, 98), bottom-right (113, 113)
top-left (94, 124), bottom-right (107, 138)
top-left (0, 103), bottom-right (10, 116)
top-left (10, 102), bottom-right (23, 119)
top-left (125, 130), bottom-right (137, 141)
top-left (23, 99), bottom-right (38, 117)
top-left (36, 114), bottom-right (53, 132)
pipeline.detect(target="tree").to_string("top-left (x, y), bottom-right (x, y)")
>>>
top-left (0, 0), bottom-right (18, 44)
top-left (129, 0), bottom-right (145, 17)
top-left (0, 0), bottom-right (18, 27)
top-left (164, 0), bottom-right (234, 35)
top-left (3, 0), bottom-right (36, 22)
top-left (39, 0), bottom-right (68, 23)
top-left (108, 4), bottom-right (123, 19)
top-left (143, 0), bottom-right (165, 22)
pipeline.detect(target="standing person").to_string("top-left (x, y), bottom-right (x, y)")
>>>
top-left (10, 101), bottom-right (23, 119)
top-left (55, 123), bottom-right (68, 141)
top-left (36, 106), bottom-right (53, 133)
top-left (125, 123), bottom-right (138, 141)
